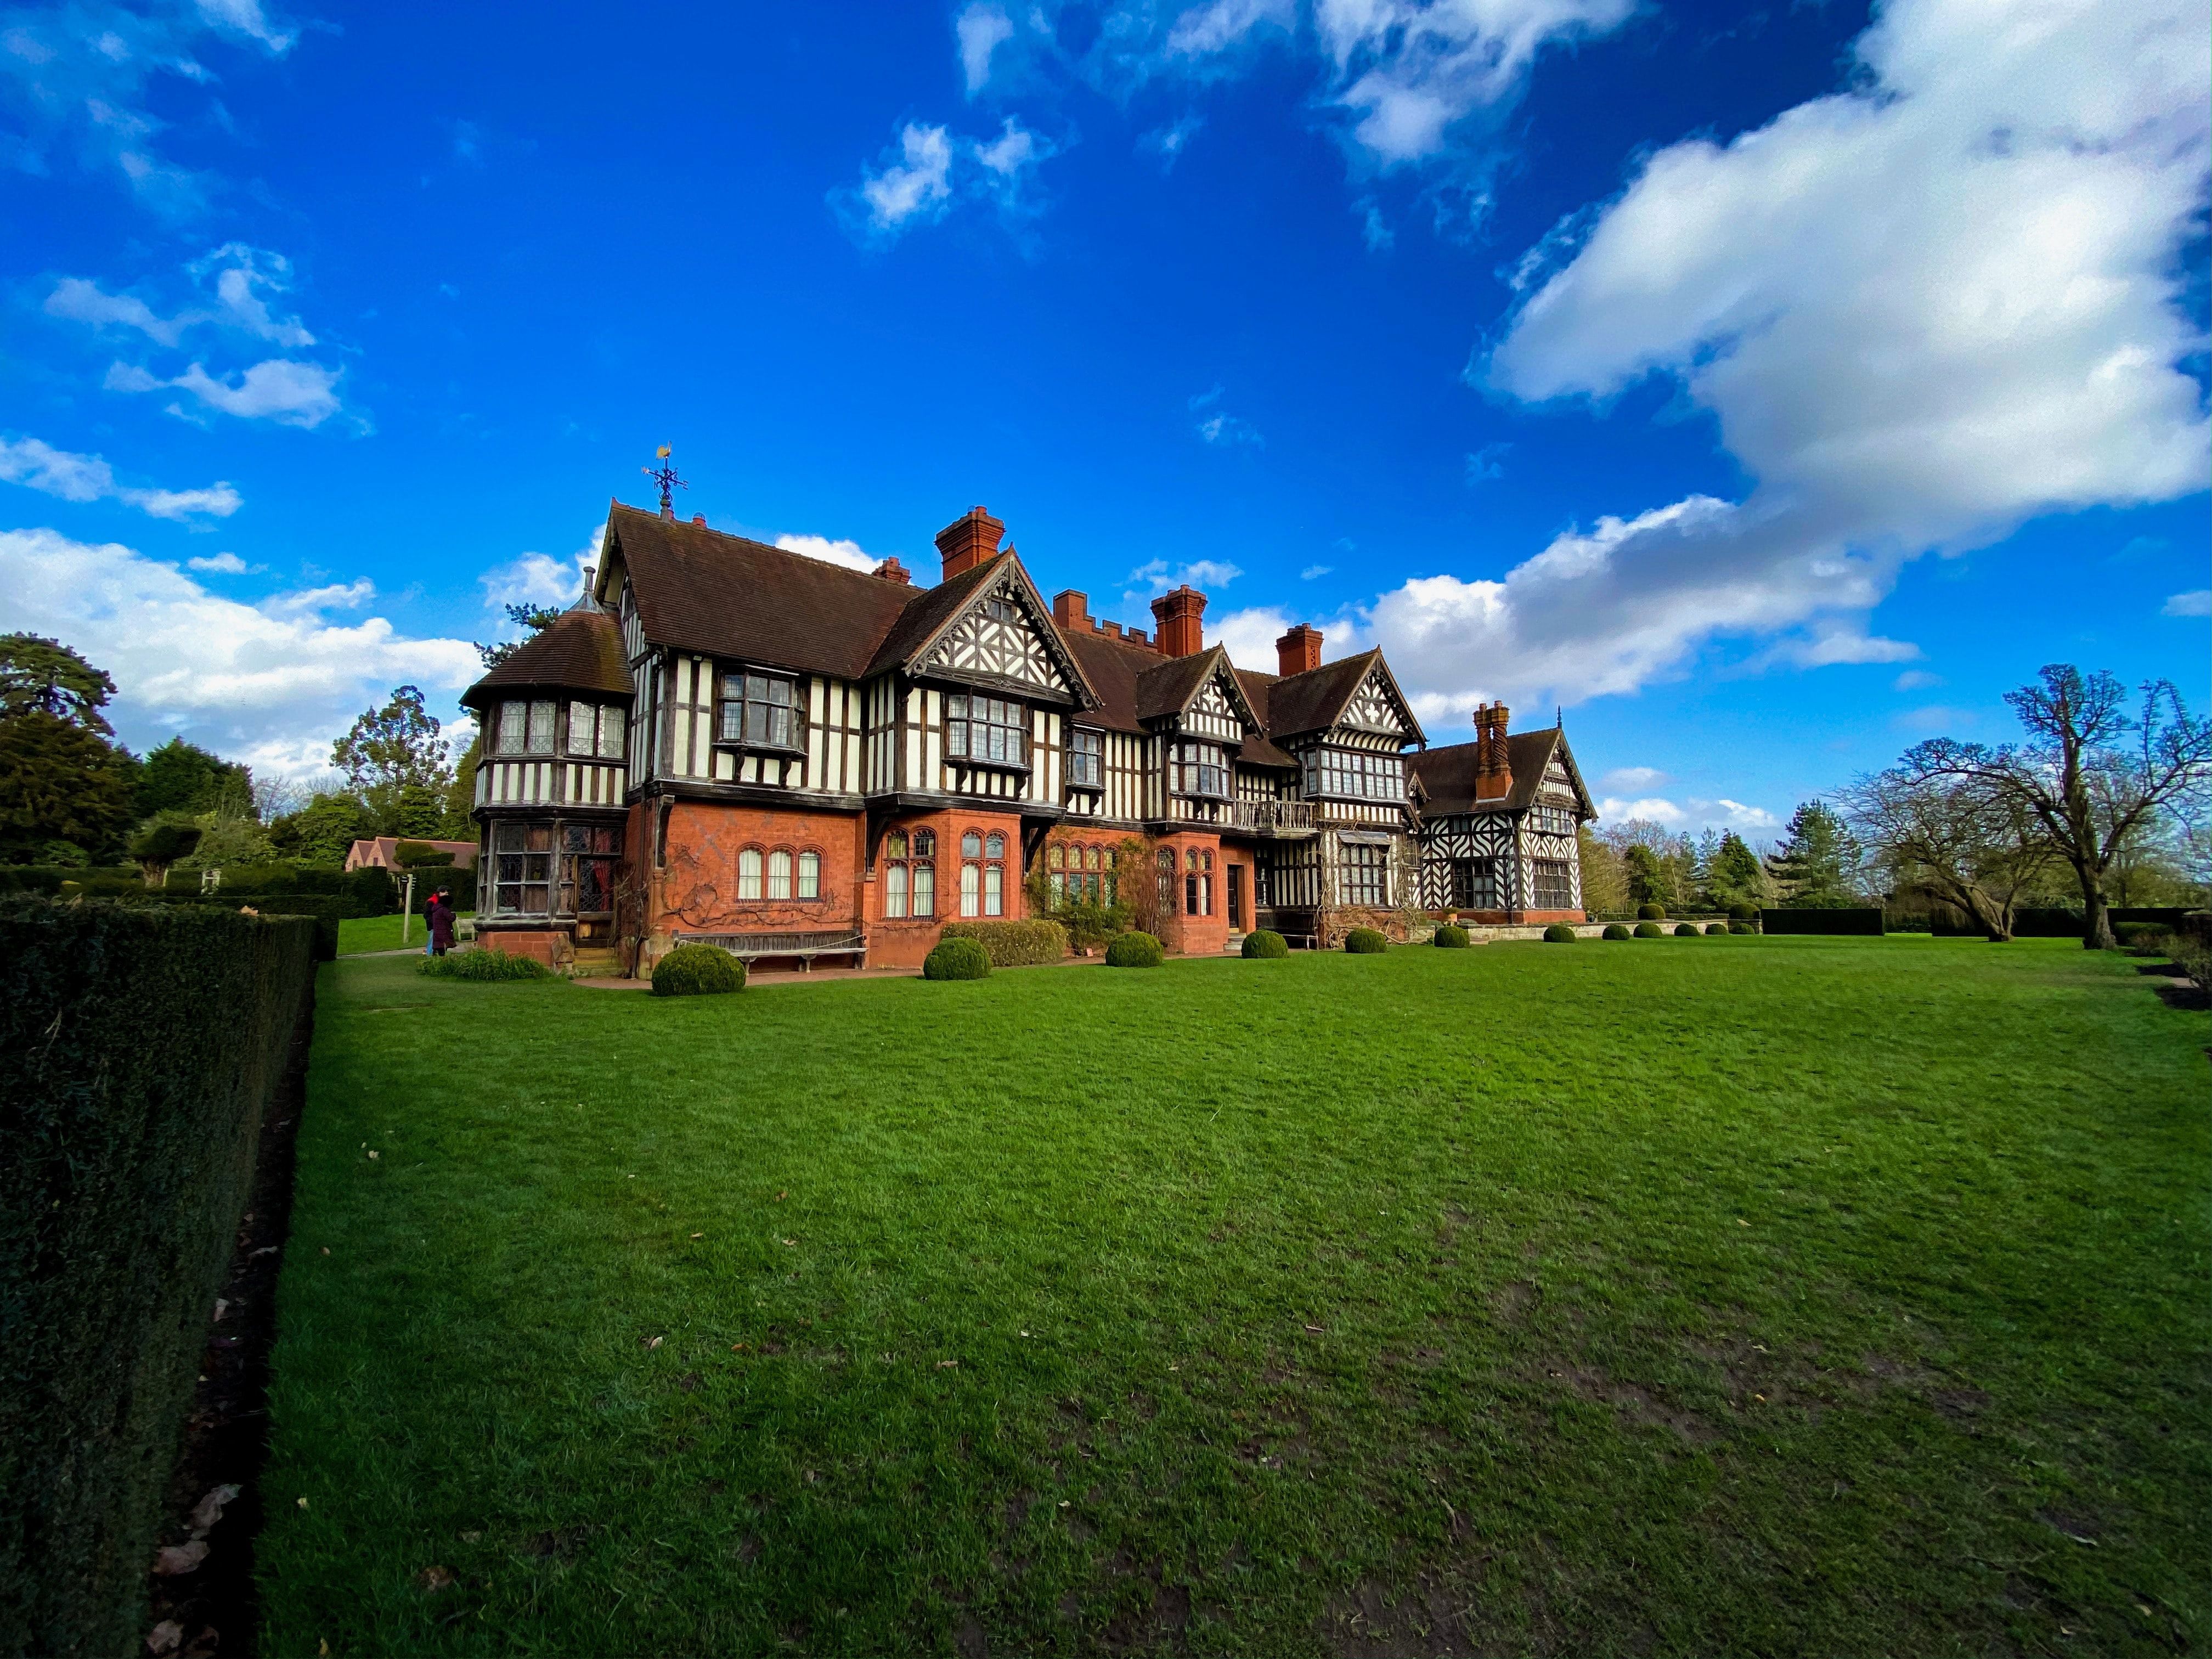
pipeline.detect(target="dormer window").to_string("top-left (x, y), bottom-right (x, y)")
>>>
top-left (1171, 741), bottom-right (1228, 799)
top-left (719, 672), bottom-right (799, 750)
top-left (947, 693), bottom-right (1026, 767)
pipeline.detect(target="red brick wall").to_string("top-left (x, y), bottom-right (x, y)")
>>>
top-left (476, 928), bottom-right (564, 966)
top-left (1151, 830), bottom-right (1229, 956)
top-left (866, 804), bottom-right (1029, 968)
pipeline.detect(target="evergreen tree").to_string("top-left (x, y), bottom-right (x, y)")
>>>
top-left (134, 736), bottom-right (254, 821)
top-left (269, 793), bottom-right (372, 865)
top-left (394, 782), bottom-right (445, 838)
top-left (0, 712), bottom-right (137, 864)
top-left (1622, 844), bottom-right (1671, 909)
top-left (0, 633), bottom-right (117, 733)
top-left (1765, 800), bottom-right (1864, 906)
top-left (1708, 832), bottom-right (1766, 907)
top-left (334, 685), bottom-right (453, 831)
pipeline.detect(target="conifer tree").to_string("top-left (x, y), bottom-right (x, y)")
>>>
top-left (1765, 801), bottom-right (1864, 906)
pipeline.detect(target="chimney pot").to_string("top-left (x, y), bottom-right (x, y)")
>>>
top-left (1052, 589), bottom-right (1090, 629)
top-left (1276, 623), bottom-right (1323, 677)
top-left (1475, 703), bottom-right (1514, 801)
top-left (873, 555), bottom-right (912, 585)
top-left (1150, 583), bottom-right (1207, 657)
top-left (692, 513), bottom-right (706, 526)
top-left (934, 505), bottom-right (1006, 582)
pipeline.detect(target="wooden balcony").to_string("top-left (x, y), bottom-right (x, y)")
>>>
top-left (1228, 799), bottom-right (1317, 837)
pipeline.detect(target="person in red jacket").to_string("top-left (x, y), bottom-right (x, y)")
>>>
top-left (427, 887), bottom-right (457, 956)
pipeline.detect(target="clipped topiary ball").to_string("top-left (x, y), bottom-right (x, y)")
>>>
top-left (1728, 902), bottom-right (1759, 921)
top-left (1705, 922), bottom-right (1729, 936)
top-left (1543, 923), bottom-right (1577, 944)
top-left (923, 937), bottom-right (993, 980)
top-left (1602, 923), bottom-right (1632, 940)
top-left (1675, 922), bottom-right (1700, 938)
top-left (1729, 921), bottom-right (1756, 935)
top-left (1432, 923), bottom-right (1471, 949)
top-left (1242, 929), bottom-right (1289, 959)
top-left (1636, 902), bottom-right (1667, 921)
top-left (652, 942), bottom-right (746, 997)
top-left (1344, 927), bottom-right (1389, 954)
top-left (1634, 921), bottom-right (1665, 939)
top-left (1105, 930), bottom-right (1164, 968)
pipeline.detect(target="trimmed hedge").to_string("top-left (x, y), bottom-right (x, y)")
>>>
top-left (941, 919), bottom-right (1067, 967)
top-left (1632, 922), bottom-right (1664, 939)
top-left (652, 943), bottom-right (747, 996)
top-left (1432, 923), bottom-right (1471, 949)
top-left (1705, 923), bottom-right (1729, 936)
top-left (1105, 931), bottom-right (1164, 968)
top-left (420, 947), bottom-right (554, 982)
top-left (1760, 908), bottom-right (1886, 936)
top-left (1543, 923), bottom-right (1577, 944)
top-left (1728, 903), bottom-right (1759, 922)
top-left (1729, 922), bottom-right (1756, 935)
top-left (1344, 928), bottom-right (1389, 954)
top-left (1602, 924), bottom-right (1632, 940)
top-left (1242, 929), bottom-right (1289, 959)
top-left (1637, 902), bottom-right (1667, 921)
top-left (1674, 923), bottom-right (1700, 938)
top-left (923, 938), bottom-right (994, 980)
top-left (1, 901), bottom-right (317, 1659)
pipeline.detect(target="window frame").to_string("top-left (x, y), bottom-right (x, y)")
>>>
top-left (717, 669), bottom-right (803, 753)
top-left (945, 692), bottom-right (1029, 771)
top-left (1340, 842), bottom-right (1390, 907)
top-left (1531, 858), bottom-right (1575, 910)
top-left (1171, 740), bottom-right (1229, 800)
top-left (1064, 727), bottom-right (1104, 790)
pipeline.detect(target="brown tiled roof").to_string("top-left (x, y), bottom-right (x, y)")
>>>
top-left (1409, 729), bottom-right (1587, 816)
top-left (863, 554), bottom-right (1007, 678)
top-left (1054, 626), bottom-right (1160, 735)
top-left (1258, 650), bottom-right (1379, 737)
top-left (462, 603), bottom-right (631, 706)
top-left (602, 503), bottom-right (921, 680)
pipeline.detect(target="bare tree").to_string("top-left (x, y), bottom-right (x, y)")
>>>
top-left (1895, 666), bottom-right (2211, 949)
top-left (1843, 769), bottom-right (2053, 940)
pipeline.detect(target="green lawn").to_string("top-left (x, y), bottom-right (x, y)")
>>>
top-left (259, 937), bottom-right (2210, 1656)
top-left (336, 911), bottom-right (476, 956)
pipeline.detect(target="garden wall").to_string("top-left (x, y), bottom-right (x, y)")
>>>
top-left (1760, 908), bottom-right (1886, 935)
top-left (0, 901), bottom-right (318, 1659)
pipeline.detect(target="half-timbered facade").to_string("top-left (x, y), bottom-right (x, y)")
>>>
top-left (1406, 711), bottom-right (1596, 924)
top-left (460, 498), bottom-right (1587, 970)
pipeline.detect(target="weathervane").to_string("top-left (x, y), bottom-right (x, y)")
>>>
top-left (643, 444), bottom-right (687, 520)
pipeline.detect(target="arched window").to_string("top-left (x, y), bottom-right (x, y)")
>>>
top-left (768, 849), bottom-right (792, 899)
top-left (911, 832), bottom-right (935, 916)
top-left (798, 851), bottom-right (821, 900)
top-left (962, 830), bottom-right (983, 859)
top-left (1048, 845), bottom-right (1064, 870)
top-left (961, 859), bottom-right (981, 917)
top-left (738, 847), bottom-right (764, 900)
top-left (985, 832), bottom-right (1005, 859)
top-left (885, 828), bottom-right (934, 918)
top-left (984, 862), bottom-right (1004, 917)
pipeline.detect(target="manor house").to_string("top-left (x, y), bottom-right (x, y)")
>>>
top-left (461, 499), bottom-right (1593, 971)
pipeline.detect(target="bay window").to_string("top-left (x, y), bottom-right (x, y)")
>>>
top-left (1172, 741), bottom-right (1228, 799)
top-left (567, 702), bottom-right (626, 759)
top-left (1340, 843), bottom-right (1390, 907)
top-left (883, 829), bottom-right (935, 918)
top-left (497, 699), bottom-right (556, 757)
top-left (1532, 860), bottom-right (1575, 910)
top-left (947, 694), bottom-right (1026, 766)
top-left (491, 821), bottom-right (554, 913)
top-left (1065, 727), bottom-right (1103, 788)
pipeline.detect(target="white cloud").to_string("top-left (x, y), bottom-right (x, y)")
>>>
top-left (1594, 794), bottom-right (1778, 831)
top-left (1431, 0), bottom-right (2211, 714)
top-left (775, 533), bottom-right (878, 573)
top-left (957, 3), bottom-right (1014, 94)
top-left (1597, 795), bottom-right (1687, 826)
top-left (2162, 589), bottom-right (2211, 617)
top-left (1140, 114), bottom-right (1205, 169)
top-left (108, 357), bottom-right (345, 427)
top-left (1190, 383), bottom-right (1263, 447)
top-left (1128, 556), bottom-right (1244, 595)
top-left (1211, 602), bottom-right (1368, 675)
top-left (1300, 564), bottom-right (1331, 580)
top-left (479, 528), bottom-right (605, 615)
top-left (1892, 703), bottom-right (1975, 735)
top-left (264, 578), bottom-right (374, 614)
top-left (1696, 798), bottom-right (1779, 830)
top-left (1464, 441), bottom-right (1510, 484)
top-left (194, 0), bottom-right (295, 52)
top-left (44, 276), bottom-right (186, 343)
top-left (1600, 765), bottom-right (1667, 791)
top-left (0, 525), bottom-right (475, 775)
top-left (1893, 669), bottom-right (1944, 690)
top-left (0, 434), bottom-right (240, 521)
top-left (187, 550), bottom-right (258, 573)
top-left (191, 243), bottom-right (316, 346)
top-left (840, 117), bottom-right (1056, 242)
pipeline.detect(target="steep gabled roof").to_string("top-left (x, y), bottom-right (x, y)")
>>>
top-left (461, 601), bottom-right (631, 708)
top-left (599, 503), bottom-right (919, 680)
top-left (1054, 626), bottom-right (1161, 735)
top-left (1252, 648), bottom-right (1425, 744)
top-left (1408, 727), bottom-right (1590, 817)
top-left (1132, 644), bottom-right (1261, 728)
top-left (866, 551), bottom-right (1099, 707)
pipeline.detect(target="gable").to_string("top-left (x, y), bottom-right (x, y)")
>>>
top-left (1339, 667), bottom-right (1408, 737)
top-left (918, 578), bottom-right (1073, 696)
top-left (1185, 670), bottom-right (1245, 741)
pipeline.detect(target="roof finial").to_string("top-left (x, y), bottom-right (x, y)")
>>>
top-left (1556, 704), bottom-right (1563, 730)
top-left (643, 444), bottom-right (687, 521)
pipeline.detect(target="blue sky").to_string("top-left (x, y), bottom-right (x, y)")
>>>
top-left (2, 0), bottom-right (2205, 833)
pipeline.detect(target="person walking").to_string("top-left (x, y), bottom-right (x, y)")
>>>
top-left (428, 887), bottom-right (457, 957)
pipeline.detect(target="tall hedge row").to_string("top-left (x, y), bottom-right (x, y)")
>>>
top-left (1759, 908), bottom-right (1887, 936)
top-left (0, 901), bottom-right (319, 1659)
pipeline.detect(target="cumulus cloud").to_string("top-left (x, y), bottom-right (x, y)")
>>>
top-left (1599, 765), bottom-right (1667, 791)
top-left (775, 533), bottom-right (878, 573)
top-left (187, 550), bottom-right (260, 573)
top-left (1128, 556), bottom-right (1244, 594)
top-left (0, 434), bottom-right (240, 521)
top-left (1594, 794), bottom-right (1778, 831)
top-left (839, 117), bottom-right (1057, 242)
top-left (479, 527), bottom-right (605, 616)
top-left (106, 357), bottom-right (345, 427)
top-left (2163, 589), bottom-right (2211, 617)
top-left (1189, 383), bottom-right (1263, 447)
top-left (0, 525), bottom-right (475, 775)
top-left (1339, 0), bottom-right (2209, 723)
top-left (1300, 564), bottom-right (1331, 580)
top-left (957, 3), bottom-right (1015, 94)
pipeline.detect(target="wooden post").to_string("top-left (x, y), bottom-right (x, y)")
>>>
top-left (402, 870), bottom-right (415, 946)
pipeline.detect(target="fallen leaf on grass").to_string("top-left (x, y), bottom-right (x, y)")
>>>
top-left (936, 1359), bottom-right (960, 1369)
top-left (645, 1336), bottom-right (664, 1350)
top-left (1303, 1324), bottom-right (1324, 1333)
top-left (146, 1621), bottom-right (183, 1654)
top-left (153, 1539), bottom-right (208, 1576)
top-left (690, 1232), bottom-right (704, 1239)
top-left (190, 1484), bottom-right (240, 1533)
top-left (776, 1190), bottom-right (787, 1201)
top-left (296, 1497), bottom-right (309, 1509)
top-left (367, 1150), bottom-right (379, 1160)
top-left (780, 1238), bottom-right (797, 1248)
top-left (417, 1565), bottom-right (455, 1592)
top-left (1736, 1219), bottom-right (1749, 1227)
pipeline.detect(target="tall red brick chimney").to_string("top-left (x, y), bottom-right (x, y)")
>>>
top-left (934, 506), bottom-right (1006, 582)
top-left (1052, 589), bottom-right (1088, 630)
top-left (1474, 703), bottom-right (1513, 802)
top-left (1150, 585), bottom-right (1206, 657)
top-left (1276, 623), bottom-right (1323, 677)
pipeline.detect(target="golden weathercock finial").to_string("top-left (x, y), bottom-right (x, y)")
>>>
top-left (643, 445), bottom-right (687, 521)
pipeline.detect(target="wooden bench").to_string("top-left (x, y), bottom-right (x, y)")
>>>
top-left (675, 929), bottom-right (867, 972)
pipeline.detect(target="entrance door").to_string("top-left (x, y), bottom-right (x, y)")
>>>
top-left (1228, 865), bottom-right (1245, 930)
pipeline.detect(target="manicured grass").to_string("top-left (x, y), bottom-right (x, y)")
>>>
top-left (336, 910), bottom-right (475, 956)
top-left (260, 938), bottom-right (2210, 1656)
